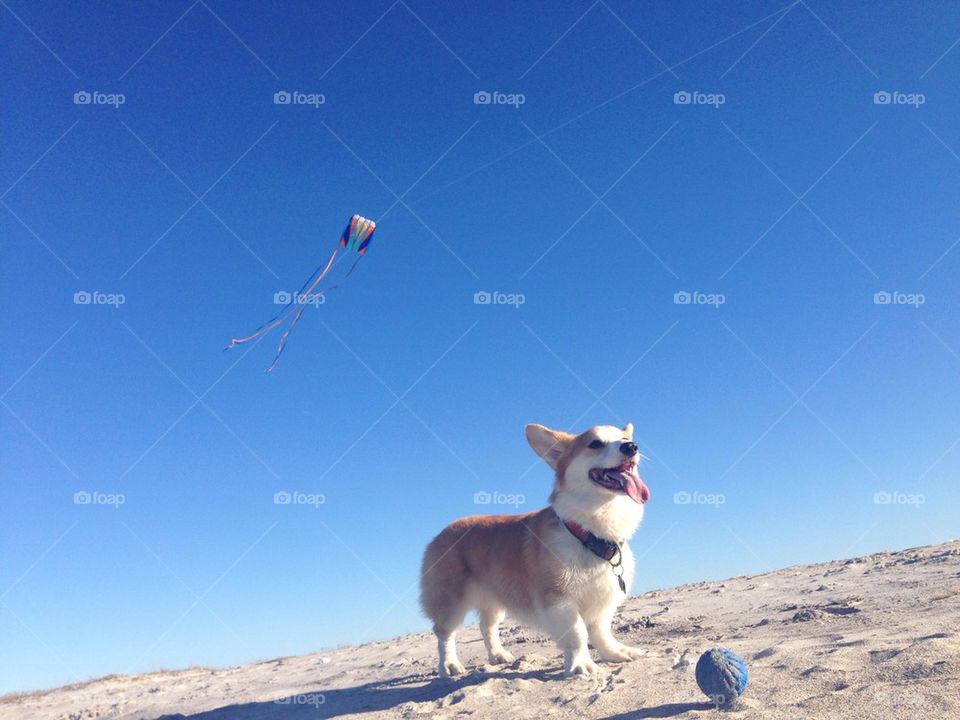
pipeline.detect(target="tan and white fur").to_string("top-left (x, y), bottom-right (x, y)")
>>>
top-left (420, 423), bottom-right (651, 677)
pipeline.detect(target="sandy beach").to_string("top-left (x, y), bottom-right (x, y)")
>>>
top-left (3, 541), bottom-right (958, 720)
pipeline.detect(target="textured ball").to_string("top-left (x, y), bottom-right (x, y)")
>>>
top-left (695, 648), bottom-right (748, 706)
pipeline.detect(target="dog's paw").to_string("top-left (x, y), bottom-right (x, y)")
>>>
top-left (599, 645), bottom-right (646, 663)
top-left (565, 656), bottom-right (599, 676)
top-left (487, 649), bottom-right (516, 665)
top-left (441, 659), bottom-right (467, 677)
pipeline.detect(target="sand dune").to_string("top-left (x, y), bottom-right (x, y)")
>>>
top-left (3, 541), bottom-right (958, 720)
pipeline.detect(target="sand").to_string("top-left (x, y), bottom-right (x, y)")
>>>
top-left (2, 541), bottom-right (958, 720)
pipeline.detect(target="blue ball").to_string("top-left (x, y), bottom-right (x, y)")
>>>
top-left (695, 648), bottom-right (749, 706)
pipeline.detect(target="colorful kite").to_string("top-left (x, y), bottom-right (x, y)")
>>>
top-left (226, 214), bottom-right (376, 372)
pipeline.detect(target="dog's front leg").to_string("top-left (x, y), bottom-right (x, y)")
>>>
top-left (587, 609), bottom-right (645, 663)
top-left (541, 602), bottom-right (597, 676)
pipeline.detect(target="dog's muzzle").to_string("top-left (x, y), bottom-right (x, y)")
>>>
top-left (589, 461), bottom-right (650, 504)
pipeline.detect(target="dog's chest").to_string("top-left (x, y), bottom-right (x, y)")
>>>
top-left (554, 535), bottom-right (635, 610)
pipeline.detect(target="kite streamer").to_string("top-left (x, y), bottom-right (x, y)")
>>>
top-left (226, 214), bottom-right (376, 372)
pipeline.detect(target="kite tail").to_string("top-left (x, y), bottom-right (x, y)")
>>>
top-left (262, 255), bottom-right (365, 372)
top-left (223, 308), bottom-right (295, 350)
top-left (264, 302), bottom-right (310, 373)
top-left (224, 246), bottom-right (340, 350)
top-left (314, 255), bottom-right (364, 296)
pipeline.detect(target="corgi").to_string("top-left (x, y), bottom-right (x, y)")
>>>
top-left (420, 422), bottom-right (651, 677)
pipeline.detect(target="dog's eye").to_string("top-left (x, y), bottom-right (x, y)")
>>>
top-left (589, 439), bottom-right (604, 449)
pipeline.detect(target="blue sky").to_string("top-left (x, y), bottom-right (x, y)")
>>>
top-left (2, 0), bottom-right (959, 695)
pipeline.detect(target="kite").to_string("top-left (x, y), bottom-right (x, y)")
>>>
top-left (225, 214), bottom-right (376, 372)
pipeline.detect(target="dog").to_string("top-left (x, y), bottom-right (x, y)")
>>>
top-left (420, 422), bottom-right (651, 677)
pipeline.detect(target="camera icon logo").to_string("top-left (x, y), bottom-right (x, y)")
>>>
top-left (274, 290), bottom-right (292, 304)
top-left (873, 491), bottom-right (892, 505)
top-left (873, 91), bottom-right (891, 105)
top-left (873, 291), bottom-right (891, 305)
top-left (273, 490), bottom-right (292, 505)
top-left (74, 91), bottom-right (92, 105)
top-left (673, 91), bottom-right (692, 105)
top-left (473, 490), bottom-right (491, 504)
top-left (274, 91), bottom-right (291, 105)
top-left (673, 490), bottom-right (691, 505)
top-left (474, 290), bottom-right (492, 305)
top-left (74, 291), bottom-right (92, 305)
top-left (673, 290), bottom-right (691, 305)
top-left (474, 91), bottom-right (492, 105)
top-left (74, 490), bottom-right (92, 505)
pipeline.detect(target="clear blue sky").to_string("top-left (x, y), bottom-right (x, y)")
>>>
top-left (2, 0), bottom-right (958, 695)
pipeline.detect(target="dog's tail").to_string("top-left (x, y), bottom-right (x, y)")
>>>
top-left (419, 524), bottom-right (470, 628)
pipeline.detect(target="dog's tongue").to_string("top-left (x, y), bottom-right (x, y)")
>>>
top-left (619, 465), bottom-right (650, 505)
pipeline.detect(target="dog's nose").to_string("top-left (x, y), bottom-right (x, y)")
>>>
top-left (619, 441), bottom-right (638, 456)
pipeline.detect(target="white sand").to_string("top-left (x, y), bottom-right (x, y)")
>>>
top-left (3, 541), bottom-right (958, 720)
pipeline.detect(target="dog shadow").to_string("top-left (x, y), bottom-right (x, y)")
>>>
top-left (158, 666), bottom-right (567, 719)
top-left (600, 702), bottom-right (717, 719)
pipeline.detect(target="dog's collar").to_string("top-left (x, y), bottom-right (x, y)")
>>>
top-left (562, 519), bottom-right (618, 560)
top-left (560, 517), bottom-right (626, 593)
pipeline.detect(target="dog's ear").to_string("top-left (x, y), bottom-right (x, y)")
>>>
top-left (623, 423), bottom-right (634, 440)
top-left (525, 424), bottom-right (572, 471)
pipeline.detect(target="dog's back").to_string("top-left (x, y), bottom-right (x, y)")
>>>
top-left (420, 508), bottom-right (557, 625)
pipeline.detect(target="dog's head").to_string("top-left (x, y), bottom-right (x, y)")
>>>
top-left (525, 422), bottom-right (649, 537)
